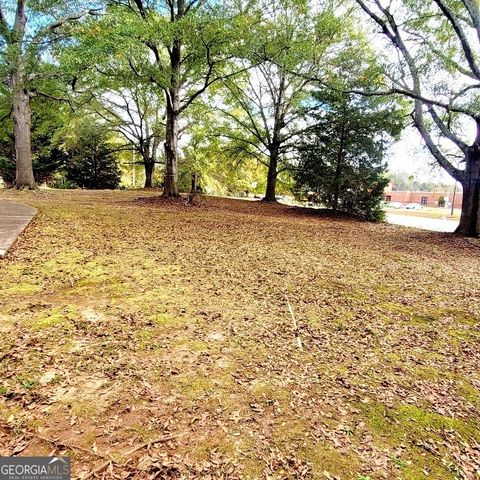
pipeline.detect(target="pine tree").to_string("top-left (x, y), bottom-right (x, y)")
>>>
top-left (295, 91), bottom-right (403, 222)
top-left (65, 125), bottom-right (121, 189)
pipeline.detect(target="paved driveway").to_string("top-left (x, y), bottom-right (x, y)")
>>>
top-left (0, 200), bottom-right (37, 256)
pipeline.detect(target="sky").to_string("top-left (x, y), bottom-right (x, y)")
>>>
top-left (386, 116), bottom-right (477, 185)
top-left (387, 127), bottom-right (455, 185)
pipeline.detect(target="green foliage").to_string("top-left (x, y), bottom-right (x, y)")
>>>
top-left (211, 0), bottom-right (388, 200)
top-left (66, 1), bottom-right (247, 101)
top-left (0, 1), bottom-right (98, 99)
top-left (63, 123), bottom-right (121, 190)
top-left (0, 97), bottom-right (68, 184)
top-left (180, 104), bottom-right (267, 196)
top-left (294, 90), bottom-right (404, 222)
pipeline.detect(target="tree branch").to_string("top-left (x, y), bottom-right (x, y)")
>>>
top-left (44, 9), bottom-right (103, 32)
top-left (0, 4), bottom-right (9, 40)
top-left (14, 0), bottom-right (27, 38)
top-left (355, 0), bottom-right (464, 183)
top-left (427, 106), bottom-right (469, 153)
top-left (432, 0), bottom-right (480, 79)
top-left (461, 0), bottom-right (480, 44)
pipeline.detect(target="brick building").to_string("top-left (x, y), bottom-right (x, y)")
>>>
top-left (384, 183), bottom-right (463, 208)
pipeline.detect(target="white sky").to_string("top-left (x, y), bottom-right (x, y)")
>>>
top-left (387, 118), bottom-right (477, 185)
top-left (387, 128), bottom-right (454, 184)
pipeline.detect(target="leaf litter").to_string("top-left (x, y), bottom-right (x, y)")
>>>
top-left (0, 190), bottom-right (479, 479)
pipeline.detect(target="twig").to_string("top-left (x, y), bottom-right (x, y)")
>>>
top-left (33, 433), bottom-right (109, 459)
top-left (80, 433), bottom-right (185, 480)
top-left (285, 294), bottom-right (303, 351)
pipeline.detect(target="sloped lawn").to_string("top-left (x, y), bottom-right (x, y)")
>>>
top-left (0, 190), bottom-right (479, 479)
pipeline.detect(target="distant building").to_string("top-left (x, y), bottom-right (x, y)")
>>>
top-left (384, 182), bottom-right (463, 208)
top-left (446, 191), bottom-right (463, 209)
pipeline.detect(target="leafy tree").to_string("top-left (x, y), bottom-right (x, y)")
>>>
top-left (0, 1), bottom-right (99, 188)
top-left (80, 0), bottom-right (249, 197)
top-left (294, 91), bottom-right (403, 221)
top-left (181, 103), bottom-right (268, 196)
top-left (218, 0), bottom-right (376, 202)
top-left (63, 123), bottom-right (121, 189)
top-left (355, 0), bottom-right (480, 236)
top-left (0, 96), bottom-right (68, 185)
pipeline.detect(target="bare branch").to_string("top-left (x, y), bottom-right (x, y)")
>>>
top-left (347, 86), bottom-right (479, 118)
top-left (427, 106), bottom-right (469, 153)
top-left (44, 9), bottom-right (103, 33)
top-left (461, 0), bottom-right (480, 44)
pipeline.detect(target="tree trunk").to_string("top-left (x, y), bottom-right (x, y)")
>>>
top-left (263, 146), bottom-right (279, 202)
top-left (9, 4), bottom-right (34, 189)
top-left (163, 100), bottom-right (179, 197)
top-left (333, 116), bottom-right (347, 211)
top-left (12, 83), bottom-right (35, 189)
top-left (456, 145), bottom-right (480, 237)
top-left (162, 24), bottom-right (182, 198)
top-left (144, 160), bottom-right (154, 188)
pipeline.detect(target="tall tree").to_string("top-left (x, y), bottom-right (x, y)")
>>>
top-left (355, 0), bottom-right (480, 237)
top-left (220, 61), bottom-right (311, 202)
top-left (89, 85), bottom-right (164, 188)
top-left (217, 0), bottom-right (369, 201)
top-left (99, 0), bottom-right (248, 196)
top-left (0, 1), bottom-right (99, 188)
top-left (181, 101), bottom-right (268, 196)
top-left (0, 95), bottom-right (68, 185)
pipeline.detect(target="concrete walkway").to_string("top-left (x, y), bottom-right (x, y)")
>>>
top-left (386, 213), bottom-right (459, 233)
top-left (0, 200), bottom-right (37, 256)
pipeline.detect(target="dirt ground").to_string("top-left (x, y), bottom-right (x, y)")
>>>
top-left (0, 190), bottom-right (479, 480)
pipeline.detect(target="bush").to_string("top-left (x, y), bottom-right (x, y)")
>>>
top-left (64, 126), bottom-right (121, 190)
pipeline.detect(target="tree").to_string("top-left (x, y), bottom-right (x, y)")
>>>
top-left (354, 0), bottom-right (480, 236)
top-left (59, 31), bottom-right (167, 189)
top-left (294, 90), bottom-right (403, 221)
top-left (95, 0), bottom-right (248, 197)
top-left (63, 123), bottom-right (121, 189)
top-left (89, 84), bottom-right (164, 188)
top-left (217, 0), bottom-right (371, 202)
top-left (181, 102), bottom-right (268, 196)
top-left (0, 94), bottom-right (68, 185)
top-left (220, 60), bottom-right (311, 202)
top-left (0, 1), bottom-right (99, 188)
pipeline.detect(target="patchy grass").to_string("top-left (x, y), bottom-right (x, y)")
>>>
top-left (0, 190), bottom-right (479, 479)
top-left (385, 207), bottom-right (461, 221)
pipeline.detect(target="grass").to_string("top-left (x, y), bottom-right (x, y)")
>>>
top-left (385, 206), bottom-right (461, 220)
top-left (0, 189), bottom-right (479, 479)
